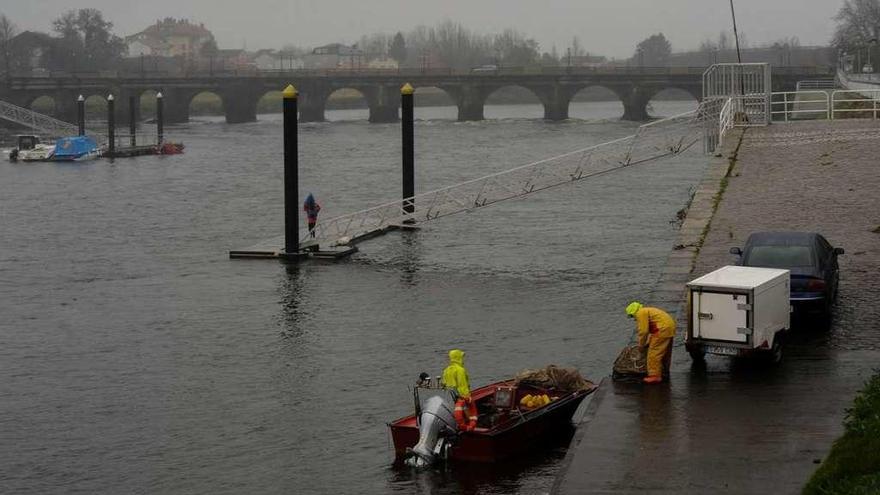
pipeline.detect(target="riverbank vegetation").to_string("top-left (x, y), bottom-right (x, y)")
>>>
top-left (804, 371), bottom-right (880, 495)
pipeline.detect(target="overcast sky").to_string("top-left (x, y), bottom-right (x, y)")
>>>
top-left (5, 0), bottom-right (843, 57)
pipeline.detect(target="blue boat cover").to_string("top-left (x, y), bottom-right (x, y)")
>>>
top-left (54, 136), bottom-right (98, 158)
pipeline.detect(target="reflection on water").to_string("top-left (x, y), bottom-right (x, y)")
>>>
top-left (278, 263), bottom-right (310, 335)
top-left (388, 426), bottom-right (576, 495)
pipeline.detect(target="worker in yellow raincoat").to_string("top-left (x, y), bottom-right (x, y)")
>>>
top-left (626, 302), bottom-right (676, 384)
top-left (442, 349), bottom-right (477, 430)
top-left (441, 349), bottom-right (471, 399)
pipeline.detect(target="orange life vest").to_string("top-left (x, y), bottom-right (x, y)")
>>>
top-left (453, 398), bottom-right (478, 432)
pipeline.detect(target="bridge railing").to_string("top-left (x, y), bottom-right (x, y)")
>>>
top-left (6, 65), bottom-right (835, 81)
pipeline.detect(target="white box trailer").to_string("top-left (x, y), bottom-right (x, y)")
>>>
top-left (686, 266), bottom-right (790, 362)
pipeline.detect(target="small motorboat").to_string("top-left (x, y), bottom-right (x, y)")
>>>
top-left (389, 366), bottom-right (597, 467)
top-left (53, 136), bottom-right (100, 161)
top-left (9, 135), bottom-right (55, 162)
top-left (18, 143), bottom-right (56, 162)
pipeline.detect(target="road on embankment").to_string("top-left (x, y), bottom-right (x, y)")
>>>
top-left (554, 120), bottom-right (880, 495)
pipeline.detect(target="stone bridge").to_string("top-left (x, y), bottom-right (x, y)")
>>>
top-left (0, 66), bottom-right (833, 124)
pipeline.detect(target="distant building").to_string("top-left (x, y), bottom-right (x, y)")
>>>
top-left (568, 55), bottom-right (609, 68)
top-left (247, 49), bottom-right (303, 70)
top-left (215, 49), bottom-right (253, 70)
top-left (9, 31), bottom-right (53, 72)
top-left (367, 56), bottom-right (399, 70)
top-left (302, 43), bottom-right (365, 69)
top-left (251, 49), bottom-right (277, 70)
top-left (126, 18), bottom-right (215, 59)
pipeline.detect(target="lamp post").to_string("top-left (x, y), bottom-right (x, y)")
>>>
top-left (870, 38), bottom-right (878, 73)
top-left (107, 94), bottom-right (115, 157)
top-left (77, 95), bottom-right (85, 136)
top-left (729, 0), bottom-right (744, 65)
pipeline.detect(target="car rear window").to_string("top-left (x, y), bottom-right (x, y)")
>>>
top-left (745, 245), bottom-right (814, 268)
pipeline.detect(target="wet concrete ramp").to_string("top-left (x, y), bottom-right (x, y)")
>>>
top-left (554, 350), bottom-right (876, 494)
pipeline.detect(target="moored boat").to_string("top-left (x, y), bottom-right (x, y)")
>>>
top-left (389, 366), bottom-right (597, 466)
top-left (53, 136), bottom-right (100, 161)
top-left (8, 135), bottom-right (54, 162)
top-left (18, 143), bottom-right (55, 162)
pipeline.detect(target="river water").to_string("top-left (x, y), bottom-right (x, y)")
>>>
top-left (1, 100), bottom-right (703, 494)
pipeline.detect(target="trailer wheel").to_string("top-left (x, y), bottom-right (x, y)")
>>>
top-left (767, 334), bottom-right (785, 365)
top-left (687, 346), bottom-right (706, 362)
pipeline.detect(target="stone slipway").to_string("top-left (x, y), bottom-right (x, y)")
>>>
top-left (553, 120), bottom-right (880, 495)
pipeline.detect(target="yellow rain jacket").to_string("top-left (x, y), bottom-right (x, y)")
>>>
top-left (441, 349), bottom-right (471, 399)
top-left (634, 307), bottom-right (676, 377)
top-left (634, 306), bottom-right (676, 346)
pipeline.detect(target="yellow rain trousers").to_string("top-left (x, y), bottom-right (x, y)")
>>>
top-left (635, 307), bottom-right (676, 377)
top-left (441, 349), bottom-right (471, 399)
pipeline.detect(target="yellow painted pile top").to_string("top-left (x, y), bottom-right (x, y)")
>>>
top-left (401, 83), bottom-right (414, 95)
top-left (282, 85), bottom-right (298, 98)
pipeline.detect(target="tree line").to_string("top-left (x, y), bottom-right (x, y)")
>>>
top-left (0, 8), bottom-right (838, 79)
top-left (1, 9), bottom-right (126, 75)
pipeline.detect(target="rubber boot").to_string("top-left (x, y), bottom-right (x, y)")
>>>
top-left (643, 375), bottom-right (663, 384)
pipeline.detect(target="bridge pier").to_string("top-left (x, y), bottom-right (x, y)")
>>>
top-left (369, 105), bottom-right (398, 123)
top-left (368, 85), bottom-right (399, 123)
top-left (223, 88), bottom-right (259, 124)
top-left (619, 86), bottom-right (652, 122)
top-left (298, 90), bottom-right (326, 122)
top-left (539, 85), bottom-right (575, 121)
top-left (160, 89), bottom-right (191, 124)
top-left (455, 86), bottom-right (485, 121)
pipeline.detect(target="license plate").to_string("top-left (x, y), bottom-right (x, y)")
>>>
top-left (704, 345), bottom-right (742, 356)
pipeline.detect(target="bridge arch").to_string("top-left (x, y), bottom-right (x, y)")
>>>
top-left (83, 94), bottom-right (109, 121)
top-left (568, 85), bottom-right (625, 121)
top-left (188, 90), bottom-right (225, 120)
top-left (27, 95), bottom-right (58, 117)
top-left (138, 89), bottom-right (160, 122)
top-left (412, 85), bottom-right (457, 120)
top-left (645, 87), bottom-right (701, 118)
top-left (324, 87), bottom-right (371, 122)
top-left (483, 85), bottom-right (544, 120)
top-left (256, 90), bottom-right (284, 118)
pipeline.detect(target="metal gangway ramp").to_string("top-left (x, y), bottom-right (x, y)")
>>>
top-left (231, 98), bottom-right (725, 258)
top-left (0, 99), bottom-right (80, 138)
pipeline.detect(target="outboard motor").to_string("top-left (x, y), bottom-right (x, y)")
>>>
top-left (405, 395), bottom-right (458, 468)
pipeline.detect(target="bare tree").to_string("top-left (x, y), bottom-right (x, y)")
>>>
top-left (832, 0), bottom-right (880, 51)
top-left (49, 9), bottom-right (125, 71)
top-left (0, 14), bottom-right (18, 77)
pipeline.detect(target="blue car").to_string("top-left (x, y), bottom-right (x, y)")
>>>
top-left (730, 232), bottom-right (844, 320)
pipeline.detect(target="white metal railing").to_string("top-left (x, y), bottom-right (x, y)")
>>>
top-left (0, 99), bottom-right (81, 138)
top-left (718, 98), bottom-right (735, 147)
top-left (296, 101), bottom-right (721, 247)
top-left (771, 91), bottom-right (831, 121)
top-left (702, 63), bottom-right (771, 98)
top-left (796, 79), bottom-right (837, 91)
top-left (831, 89), bottom-right (880, 120)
